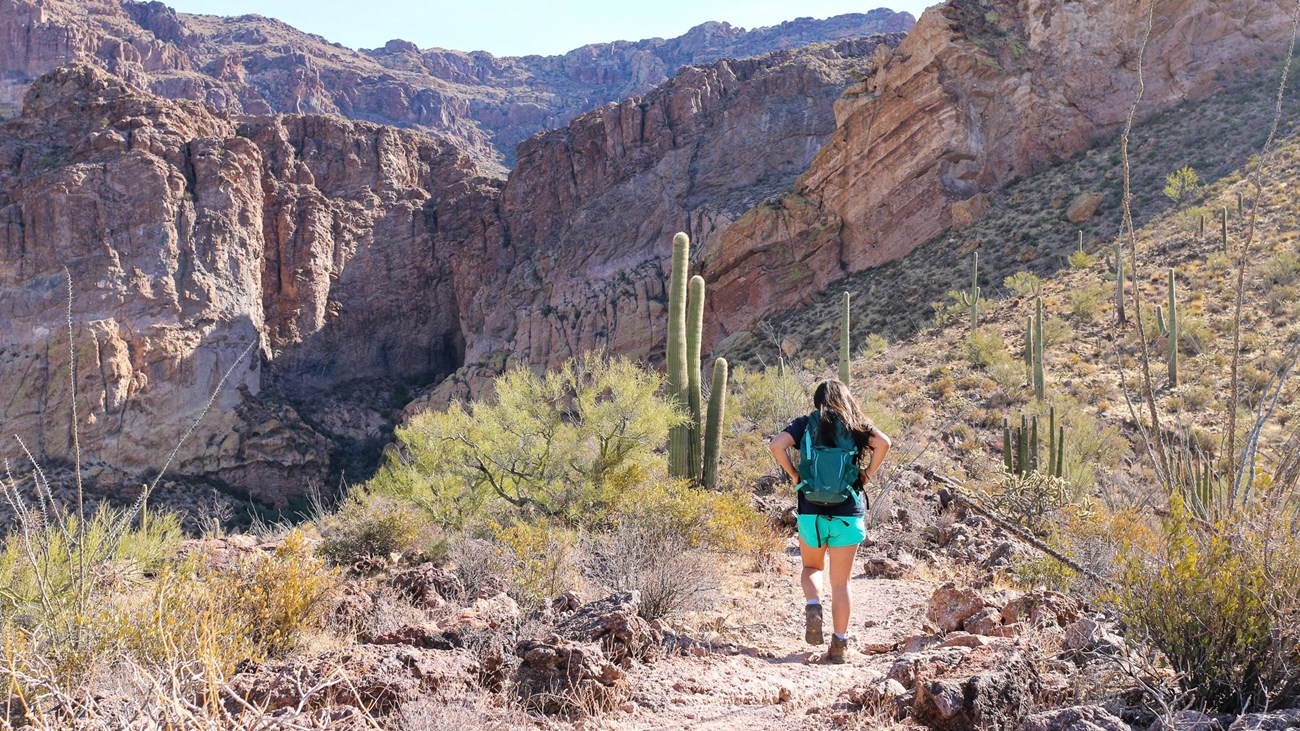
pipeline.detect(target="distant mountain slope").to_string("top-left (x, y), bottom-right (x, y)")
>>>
top-left (0, 0), bottom-right (915, 170)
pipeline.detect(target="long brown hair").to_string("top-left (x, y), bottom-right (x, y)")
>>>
top-left (813, 379), bottom-right (873, 447)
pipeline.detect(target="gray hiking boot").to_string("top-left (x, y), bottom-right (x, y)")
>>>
top-left (827, 635), bottom-right (849, 664)
top-left (804, 603), bottom-right (824, 645)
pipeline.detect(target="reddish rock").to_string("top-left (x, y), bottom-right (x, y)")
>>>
top-left (926, 583), bottom-right (986, 634)
top-left (963, 607), bottom-right (1004, 636)
top-left (368, 624), bottom-right (456, 651)
top-left (913, 643), bottom-right (1041, 731)
top-left (391, 564), bottom-right (464, 607)
top-left (555, 591), bottom-right (663, 666)
top-left (1021, 705), bottom-right (1131, 731)
top-left (1000, 590), bottom-right (1082, 629)
top-left (513, 635), bottom-right (629, 714)
top-left (1066, 192), bottom-right (1105, 224)
top-left (226, 645), bottom-right (476, 714)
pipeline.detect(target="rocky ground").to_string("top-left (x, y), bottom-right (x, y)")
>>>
top-left (189, 470), bottom-right (1298, 731)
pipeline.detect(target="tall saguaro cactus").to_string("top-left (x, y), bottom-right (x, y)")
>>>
top-left (1114, 241), bottom-right (1126, 325)
top-left (839, 292), bottom-right (851, 385)
top-left (1024, 315), bottom-right (1034, 387)
top-left (1033, 297), bottom-right (1046, 401)
top-left (687, 275), bottom-right (705, 476)
top-left (667, 233), bottom-right (691, 479)
top-left (703, 358), bottom-right (729, 488)
top-left (1166, 268), bottom-right (1179, 387)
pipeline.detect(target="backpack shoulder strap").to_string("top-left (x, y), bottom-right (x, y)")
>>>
top-left (801, 411), bottom-right (819, 460)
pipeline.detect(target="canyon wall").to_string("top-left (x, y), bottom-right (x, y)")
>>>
top-left (0, 0), bottom-right (915, 169)
top-left (0, 65), bottom-right (478, 504)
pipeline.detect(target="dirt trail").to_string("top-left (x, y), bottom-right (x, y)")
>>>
top-left (616, 542), bottom-right (938, 730)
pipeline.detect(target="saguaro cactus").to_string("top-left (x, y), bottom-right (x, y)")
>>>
top-left (956, 252), bottom-right (981, 327)
top-left (839, 292), bottom-right (852, 384)
top-left (667, 233), bottom-right (691, 479)
top-left (1114, 241), bottom-right (1126, 325)
top-left (1166, 268), bottom-right (1179, 387)
top-left (703, 358), bottom-right (729, 488)
top-left (687, 275), bottom-right (705, 476)
top-left (1024, 315), bottom-right (1034, 387)
top-left (1002, 406), bottom-right (1067, 478)
top-left (1033, 297), bottom-right (1045, 401)
top-left (1221, 208), bottom-right (1229, 251)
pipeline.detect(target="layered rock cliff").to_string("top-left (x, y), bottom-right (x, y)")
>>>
top-left (0, 65), bottom-right (479, 505)
top-left (701, 0), bottom-right (1294, 336)
top-left (0, 0), bottom-right (914, 169)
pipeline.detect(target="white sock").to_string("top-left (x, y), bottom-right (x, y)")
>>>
top-left (807, 599), bottom-right (821, 606)
top-left (833, 632), bottom-right (847, 641)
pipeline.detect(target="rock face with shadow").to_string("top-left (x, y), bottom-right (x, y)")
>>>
top-left (0, 65), bottom-right (477, 506)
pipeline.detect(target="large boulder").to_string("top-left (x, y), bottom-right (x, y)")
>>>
top-left (927, 583), bottom-right (987, 633)
top-left (555, 591), bottom-right (663, 666)
top-left (1000, 590), bottom-right (1082, 629)
top-left (513, 635), bottom-right (629, 714)
top-left (913, 643), bottom-right (1041, 731)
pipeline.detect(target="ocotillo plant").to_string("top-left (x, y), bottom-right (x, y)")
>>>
top-left (840, 292), bottom-right (851, 385)
top-left (1114, 241), bottom-right (1126, 325)
top-left (666, 232), bottom-right (691, 479)
top-left (1166, 268), bottom-right (1179, 387)
top-left (687, 275), bottom-right (705, 476)
top-left (703, 358), bottom-right (729, 488)
top-left (1033, 297), bottom-right (1045, 401)
top-left (956, 252), bottom-right (981, 327)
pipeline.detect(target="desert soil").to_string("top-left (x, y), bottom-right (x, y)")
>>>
top-left (614, 541), bottom-right (936, 730)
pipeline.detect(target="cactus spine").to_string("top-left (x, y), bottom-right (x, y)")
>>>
top-left (1166, 268), bottom-right (1179, 387)
top-left (687, 275), bottom-right (706, 477)
top-left (1033, 297), bottom-right (1045, 401)
top-left (703, 358), bottom-right (728, 488)
top-left (956, 252), bottom-right (981, 327)
top-left (840, 292), bottom-right (851, 384)
top-left (667, 233), bottom-right (691, 479)
top-left (1114, 241), bottom-right (1126, 325)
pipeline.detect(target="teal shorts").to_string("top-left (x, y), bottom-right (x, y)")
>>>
top-left (797, 513), bottom-right (867, 548)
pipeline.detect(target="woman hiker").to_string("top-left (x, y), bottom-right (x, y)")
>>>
top-left (768, 379), bottom-right (891, 664)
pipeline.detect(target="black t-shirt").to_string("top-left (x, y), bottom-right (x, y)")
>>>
top-left (783, 415), bottom-right (871, 517)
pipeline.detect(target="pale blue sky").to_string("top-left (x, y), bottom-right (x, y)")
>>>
top-left (162, 1), bottom-right (936, 56)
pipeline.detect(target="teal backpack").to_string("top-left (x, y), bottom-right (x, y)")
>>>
top-left (796, 410), bottom-right (861, 506)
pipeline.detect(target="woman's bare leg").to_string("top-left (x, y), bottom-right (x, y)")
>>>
top-left (827, 543), bottom-right (859, 635)
top-left (799, 536), bottom-right (827, 602)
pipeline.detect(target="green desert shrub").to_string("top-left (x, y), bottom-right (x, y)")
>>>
top-left (1004, 270), bottom-right (1043, 298)
top-left (371, 354), bottom-right (684, 529)
top-left (1116, 496), bottom-right (1300, 712)
top-left (729, 363), bottom-right (808, 436)
top-left (318, 491), bottom-right (444, 566)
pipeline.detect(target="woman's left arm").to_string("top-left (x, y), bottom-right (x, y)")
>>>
top-left (862, 430), bottom-right (892, 483)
